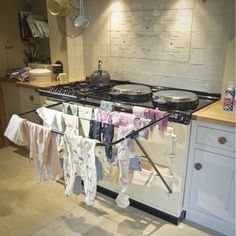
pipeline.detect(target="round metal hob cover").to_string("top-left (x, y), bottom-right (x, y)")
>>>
top-left (153, 90), bottom-right (199, 110)
top-left (109, 84), bottom-right (152, 102)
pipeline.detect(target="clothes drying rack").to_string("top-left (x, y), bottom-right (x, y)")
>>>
top-left (18, 99), bottom-right (173, 194)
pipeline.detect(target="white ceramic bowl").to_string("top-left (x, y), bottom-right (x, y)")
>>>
top-left (29, 69), bottom-right (52, 83)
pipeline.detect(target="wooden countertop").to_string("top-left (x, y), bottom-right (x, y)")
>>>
top-left (192, 100), bottom-right (236, 127)
top-left (0, 77), bottom-right (67, 89)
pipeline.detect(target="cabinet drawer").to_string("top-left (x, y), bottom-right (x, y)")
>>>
top-left (19, 88), bottom-right (40, 106)
top-left (197, 125), bottom-right (235, 152)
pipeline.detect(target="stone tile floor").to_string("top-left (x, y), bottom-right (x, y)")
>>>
top-left (0, 146), bottom-right (223, 236)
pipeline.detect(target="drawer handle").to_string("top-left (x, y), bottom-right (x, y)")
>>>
top-left (218, 137), bottom-right (227, 145)
top-left (194, 163), bottom-right (202, 171)
top-left (29, 95), bottom-right (34, 101)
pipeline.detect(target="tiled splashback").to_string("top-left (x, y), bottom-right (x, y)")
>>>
top-left (66, 0), bottom-right (234, 93)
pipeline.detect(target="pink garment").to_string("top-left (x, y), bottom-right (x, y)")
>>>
top-left (24, 121), bottom-right (62, 181)
top-left (94, 108), bottom-right (113, 124)
top-left (116, 112), bottom-right (136, 152)
top-left (132, 106), bottom-right (146, 118)
top-left (114, 112), bottom-right (136, 127)
top-left (144, 108), bottom-right (168, 132)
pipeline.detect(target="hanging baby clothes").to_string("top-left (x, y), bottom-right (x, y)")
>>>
top-left (23, 121), bottom-right (62, 181)
top-left (100, 100), bottom-right (114, 112)
top-left (78, 106), bottom-right (93, 137)
top-left (36, 107), bottom-right (63, 131)
top-left (63, 133), bottom-right (97, 205)
top-left (133, 106), bottom-right (168, 132)
top-left (116, 140), bottom-right (131, 208)
top-left (63, 134), bottom-right (83, 196)
top-left (144, 108), bottom-right (168, 132)
top-left (90, 108), bottom-right (115, 160)
top-left (37, 107), bottom-right (65, 155)
top-left (62, 113), bottom-right (79, 135)
top-left (4, 114), bottom-right (28, 146)
top-left (95, 146), bottom-right (120, 184)
top-left (62, 102), bottom-right (78, 116)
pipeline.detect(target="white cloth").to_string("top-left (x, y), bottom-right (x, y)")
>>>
top-left (24, 121), bottom-right (62, 181)
top-left (37, 107), bottom-right (64, 155)
top-left (132, 106), bottom-right (146, 118)
top-left (132, 169), bottom-right (155, 187)
top-left (4, 114), bottom-right (28, 146)
top-left (63, 133), bottom-right (97, 205)
top-left (62, 113), bottom-right (79, 135)
top-left (78, 106), bottom-right (93, 137)
top-left (36, 107), bottom-right (63, 131)
top-left (62, 102), bottom-right (78, 116)
top-left (116, 141), bottom-right (130, 208)
top-left (63, 134), bottom-right (82, 196)
top-left (70, 104), bottom-right (79, 116)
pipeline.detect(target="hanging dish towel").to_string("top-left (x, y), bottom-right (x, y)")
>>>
top-left (36, 107), bottom-right (63, 131)
top-left (4, 114), bottom-right (28, 146)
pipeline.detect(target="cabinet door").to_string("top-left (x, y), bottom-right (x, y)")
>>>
top-left (189, 149), bottom-right (235, 223)
top-left (2, 83), bottom-right (21, 122)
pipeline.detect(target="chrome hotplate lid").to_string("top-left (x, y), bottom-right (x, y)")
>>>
top-left (153, 90), bottom-right (199, 103)
top-left (111, 84), bottom-right (152, 96)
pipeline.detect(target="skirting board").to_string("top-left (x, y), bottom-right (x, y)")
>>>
top-left (97, 185), bottom-right (186, 225)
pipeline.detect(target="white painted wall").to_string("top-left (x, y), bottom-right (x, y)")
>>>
top-left (66, 0), bottom-right (234, 93)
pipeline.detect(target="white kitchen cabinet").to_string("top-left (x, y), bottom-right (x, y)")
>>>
top-left (184, 120), bottom-right (235, 236)
top-left (18, 87), bottom-right (41, 124)
top-left (2, 82), bottom-right (21, 122)
top-left (2, 83), bottom-right (41, 124)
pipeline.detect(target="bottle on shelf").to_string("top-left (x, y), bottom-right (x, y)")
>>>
top-left (223, 81), bottom-right (235, 112)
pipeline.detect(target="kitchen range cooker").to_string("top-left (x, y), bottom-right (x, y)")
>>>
top-left (36, 79), bottom-right (220, 125)
top-left (36, 79), bottom-right (220, 224)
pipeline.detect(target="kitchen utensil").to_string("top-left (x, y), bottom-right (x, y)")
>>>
top-left (47, 0), bottom-right (69, 16)
top-left (153, 90), bottom-right (199, 110)
top-left (90, 60), bottom-right (110, 87)
top-left (74, 0), bottom-right (89, 28)
top-left (109, 84), bottom-right (152, 102)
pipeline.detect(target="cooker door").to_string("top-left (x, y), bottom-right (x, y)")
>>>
top-left (39, 96), bottom-right (63, 111)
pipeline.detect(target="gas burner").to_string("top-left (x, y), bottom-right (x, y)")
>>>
top-left (79, 87), bottom-right (91, 93)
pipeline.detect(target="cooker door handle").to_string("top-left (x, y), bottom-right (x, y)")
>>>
top-left (170, 133), bottom-right (177, 159)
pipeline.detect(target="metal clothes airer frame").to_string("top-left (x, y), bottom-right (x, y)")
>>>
top-left (19, 99), bottom-right (173, 194)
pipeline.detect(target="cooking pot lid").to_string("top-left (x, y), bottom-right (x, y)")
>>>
top-left (111, 84), bottom-right (152, 96)
top-left (153, 90), bottom-right (198, 103)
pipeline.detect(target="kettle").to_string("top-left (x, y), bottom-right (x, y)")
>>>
top-left (90, 60), bottom-right (110, 87)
